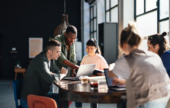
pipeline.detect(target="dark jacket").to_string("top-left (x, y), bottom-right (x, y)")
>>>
top-left (20, 51), bottom-right (60, 100)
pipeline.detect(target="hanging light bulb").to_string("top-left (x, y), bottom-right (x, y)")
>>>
top-left (53, 0), bottom-right (70, 37)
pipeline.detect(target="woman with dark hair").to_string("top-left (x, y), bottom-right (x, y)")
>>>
top-left (108, 22), bottom-right (170, 108)
top-left (81, 38), bottom-right (108, 76)
top-left (147, 32), bottom-right (170, 76)
top-left (75, 38), bottom-right (108, 108)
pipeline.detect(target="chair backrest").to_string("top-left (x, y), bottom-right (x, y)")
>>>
top-left (27, 95), bottom-right (58, 108)
top-left (13, 79), bottom-right (24, 108)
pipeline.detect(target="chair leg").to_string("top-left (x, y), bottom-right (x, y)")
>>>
top-left (23, 73), bottom-right (25, 77)
top-left (15, 73), bottom-right (17, 80)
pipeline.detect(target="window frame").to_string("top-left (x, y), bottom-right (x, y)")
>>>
top-left (90, 4), bottom-right (97, 39)
top-left (105, 0), bottom-right (118, 22)
top-left (134, 0), bottom-right (169, 34)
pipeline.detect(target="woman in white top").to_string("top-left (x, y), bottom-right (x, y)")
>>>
top-left (75, 38), bottom-right (108, 108)
top-left (108, 22), bottom-right (170, 108)
top-left (81, 38), bottom-right (108, 76)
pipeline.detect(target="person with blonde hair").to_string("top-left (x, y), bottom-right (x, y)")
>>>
top-left (147, 32), bottom-right (170, 76)
top-left (108, 22), bottom-right (170, 108)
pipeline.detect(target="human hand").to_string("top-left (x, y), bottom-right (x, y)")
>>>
top-left (71, 72), bottom-right (77, 77)
top-left (112, 78), bottom-right (126, 85)
top-left (60, 67), bottom-right (68, 75)
top-left (50, 72), bottom-right (56, 75)
top-left (75, 65), bottom-right (79, 70)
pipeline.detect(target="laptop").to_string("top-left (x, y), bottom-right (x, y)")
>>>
top-left (63, 64), bottom-right (96, 81)
top-left (104, 69), bottom-right (126, 91)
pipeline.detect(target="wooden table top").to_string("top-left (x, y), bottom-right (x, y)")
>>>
top-left (54, 80), bottom-right (126, 103)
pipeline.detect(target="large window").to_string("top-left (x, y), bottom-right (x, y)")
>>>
top-left (135, 0), bottom-right (169, 50)
top-left (105, 0), bottom-right (118, 22)
top-left (90, 4), bottom-right (97, 39)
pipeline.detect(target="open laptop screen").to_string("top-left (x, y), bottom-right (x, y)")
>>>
top-left (104, 69), bottom-right (114, 87)
top-left (104, 69), bottom-right (126, 88)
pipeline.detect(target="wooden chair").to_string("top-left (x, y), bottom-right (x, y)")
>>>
top-left (14, 68), bottom-right (26, 80)
top-left (27, 95), bottom-right (58, 108)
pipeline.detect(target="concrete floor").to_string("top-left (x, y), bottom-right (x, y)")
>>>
top-left (0, 80), bottom-right (117, 108)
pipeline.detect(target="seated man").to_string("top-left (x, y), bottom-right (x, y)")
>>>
top-left (20, 40), bottom-right (68, 108)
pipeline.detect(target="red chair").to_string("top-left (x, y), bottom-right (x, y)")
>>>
top-left (27, 95), bottom-right (57, 108)
top-left (27, 94), bottom-right (73, 108)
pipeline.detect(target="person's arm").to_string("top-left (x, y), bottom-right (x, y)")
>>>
top-left (99, 57), bottom-right (109, 76)
top-left (36, 59), bottom-right (61, 83)
top-left (59, 67), bottom-right (68, 80)
top-left (57, 49), bottom-right (79, 69)
top-left (62, 60), bottom-right (79, 69)
top-left (108, 63), bottom-right (117, 78)
top-left (112, 78), bottom-right (126, 85)
top-left (161, 52), bottom-right (170, 72)
top-left (71, 68), bottom-right (76, 77)
top-left (108, 64), bottom-right (126, 85)
top-left (68, 43), bottom-right (79, 74)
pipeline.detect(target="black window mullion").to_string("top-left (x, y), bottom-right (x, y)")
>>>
top-left (110, 5), bottom-right (118, 10)
top-left (134, 0), bottom-right (136, 21)
top-left (109, 0), bottom-right (111, 22)
top-left (90, 7), bottom-right (91, 38)
top-left (93, 6), bottom-right (94, 36)
top-left (159, 17), bottom-right (169, 22)
top-left (144, 0), bottom-right (146, 12)
top-left (157, 0), bottom-right (160, 33)
top-left (136, 9), bottom-right (157, 17)
top-left (135, 0), bottom-right (169, 44)
top-left (105, 0), bottom-right (106, 22)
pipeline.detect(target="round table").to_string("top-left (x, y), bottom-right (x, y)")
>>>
top-left (54, 80), bottom-right (126, 108)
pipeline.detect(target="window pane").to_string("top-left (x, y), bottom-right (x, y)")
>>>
top-left (91, 33), bottom-right (93, 38)
top-left (160, 0), bottom-right (169, 19)
top-left (94, 5), bottom-right (97, 17)
top-left (160, 20), bottom-right (169, 45)
top-left (111, 7), bottom-right (118, 22)
top-left (94, 19), bottom-right (97, 31)
top-left (146, 0), bottom-right (157, 12)
top-left (91, 20), bottom-right (93, 31)
top-left (136, 0), bottom-right (144, 15)
top-left (160, 20), bottom-right (169, 34)
top-left (106, 0), bottom-right (110, 10)
top-left (91, 7), bottom-right (93, 19)
top-left (106, 12), bottom-right (110, 22)
top-left (136, 11), bottom-right (157, 51)
top-left (111, 0), bottom-right (118, 7)
top-left (94, 32), bottom-right (97, 40)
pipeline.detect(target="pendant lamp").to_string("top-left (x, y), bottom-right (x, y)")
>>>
top-left (54, 0), bottom-right (70, 37)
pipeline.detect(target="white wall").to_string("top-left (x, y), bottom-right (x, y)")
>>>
top-left (123, 0), bottom-right (134, 28)
top-left (97, 0), bottom-right (105, 24)
top-left (97, 0), bottom-right (105, 42)
top-left (83, 1), bottom-right (90, 56)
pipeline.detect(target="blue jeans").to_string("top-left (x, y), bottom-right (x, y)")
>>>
top-left (20, 92), bottom-right (59, 108)
top-left (136, 101), bottom-right (167, 108)
top-left (75, 102), bottom-right (82, 107)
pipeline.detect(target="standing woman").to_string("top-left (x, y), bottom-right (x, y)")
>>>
top-left (108, 22), bottom-right (170, 108)
top-left (147, 32), bottom-right (170, 76)
top-left (75, 38), bottom-right (108, 108)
